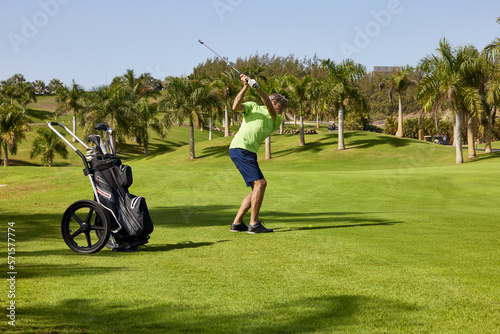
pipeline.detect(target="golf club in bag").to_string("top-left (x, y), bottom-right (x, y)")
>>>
top-left (48, 122), bottom-right (153, 253)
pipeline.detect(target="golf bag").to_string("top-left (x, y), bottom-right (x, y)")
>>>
top-left (91, 154), bottom-right (153, 250)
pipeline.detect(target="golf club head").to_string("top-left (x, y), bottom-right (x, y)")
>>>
top-left (198, 39), bottom-right (204, 44)
top-left (87, 134), bottom-right (108, 155)
top-left (94, 123), bottom-right (108, 131)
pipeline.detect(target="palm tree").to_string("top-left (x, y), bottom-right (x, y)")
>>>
top-left (216, 71), bottom-right (239, 137)
top-left (0, 103), bottom-right (30, 167)
top-left (460, 46), bottom-right (487, 158)
top-left (0, 84), bottom-right (18, 105)
top-left (33, 80), bottom-right (46, 95)
top-left (486, 66), bottom-right (500, 152)
top-left (81, 82), bottom-right (135, 149)
top-left (205, 79), bottom-right (225, 140)
top-left (47, 79), bottom-right (64, 94)
top-left (307, 79), bottom-right (328, 128)
top-left (265, 75), bottom-right (293, 134)
top-left (16, 82), bottom-right (37, 114)
top-left (417, 39), bottom-right (482, 164)
top-left (55, 80), bottom-right (85, 141)
top-left (321, 59), bottom-right (367, 150)
top-left (161, 78), bottom-right (218, 159)
top-left (483, 17), bottom-right (500, 62)
top-left (288, 76), bottom-right (312, 146)
top-left (30, 127), bottom-right (68, 166)
top-left (134, 97), bottom-right (171, 155)
top-left (482, 17), bottom-right (500, 153)
top-left (379, 65), bottom-right (417, 137)
top-left (242, 65), bottom-right (267, 83)
top-left (384, 115), bottom-right (398, 135)
top-left (119, 69), bottom-right (160, 100)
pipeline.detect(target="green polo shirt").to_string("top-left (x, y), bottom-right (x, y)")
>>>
top-left (229, 101), bottom-right (282, 153)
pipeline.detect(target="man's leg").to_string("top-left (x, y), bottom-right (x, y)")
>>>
top-left (233, 178), bottom-right (266, 224)
top-left (233, 191), bottom-right (252, 224)
top-left (250, 178), bottom-right (267, 224)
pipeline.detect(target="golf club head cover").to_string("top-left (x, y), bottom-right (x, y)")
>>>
top-left (248, 79), bottom-right (260, 89)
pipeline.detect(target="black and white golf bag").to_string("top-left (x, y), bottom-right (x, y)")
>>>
top-left (90, 155), bottom-right (153, 250)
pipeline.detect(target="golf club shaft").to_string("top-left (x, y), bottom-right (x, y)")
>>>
top-left (198, 39), bottom-right (242, 75)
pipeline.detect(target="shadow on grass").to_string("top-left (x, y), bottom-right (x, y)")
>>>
top-left (150, 205), bottom-right (404, 229)
top-left (3, 212), bottom-right (62, 242)
top-left (26, 108), bottom-right (54, 122)
top-left (18, 264), bottom-right (128, 279)
top-left (18, 294), bottom-right (419, 333)
top-left (16, 240), bottom-right (229, 258)
top-left (118, 139), bottom-right (188, 161)
top-left (141, 240), bottom-right (230, 252)
top-left (2, 159), bottom-right (41, 167)
top-left (471, 151), bottom-right (500, 162)
top-left (275, 221), bottom-right (402, 232)
top-left (273, 131), bottom-right (411, 158)
top-left (347, 132), bottom-right (411, 149)
top-left (274, 135), bottom-right (337, 158)
top-left (198, 144), bottom-right (230, 159)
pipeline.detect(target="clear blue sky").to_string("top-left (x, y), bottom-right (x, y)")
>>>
top-left (1, 0), bottom-right (499, 90)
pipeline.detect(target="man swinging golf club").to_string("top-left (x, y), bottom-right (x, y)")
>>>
top-left (229, 74), bottom-right (288, 234)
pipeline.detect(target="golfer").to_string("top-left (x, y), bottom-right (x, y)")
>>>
top-left (229, 74), bottom-right (287, 234)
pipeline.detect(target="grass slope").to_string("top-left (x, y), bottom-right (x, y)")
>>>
top-left (1, 125), bottom-right (500, 333)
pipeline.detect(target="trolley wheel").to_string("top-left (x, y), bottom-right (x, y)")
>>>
top-left (61, 200), bottom-right (111, 254)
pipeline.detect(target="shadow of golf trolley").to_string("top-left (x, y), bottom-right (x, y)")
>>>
top-left (48, 122), bottom-right (154, 254)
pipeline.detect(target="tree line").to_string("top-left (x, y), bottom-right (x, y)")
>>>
top-left (1, 17), bottom-right (500, 166)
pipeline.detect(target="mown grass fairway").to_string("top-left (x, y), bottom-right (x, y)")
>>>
top-left (1, 128), bottom-right (499, 333)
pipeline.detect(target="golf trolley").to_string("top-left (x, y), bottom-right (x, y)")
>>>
top-left (48, 122), bottom-right (153, 254)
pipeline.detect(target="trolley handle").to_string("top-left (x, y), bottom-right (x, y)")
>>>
top-left (48, 122), bottom-right (92, 175)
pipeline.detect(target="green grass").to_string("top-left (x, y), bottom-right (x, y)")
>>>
top-left (1, 125), bottom-right (500, 333)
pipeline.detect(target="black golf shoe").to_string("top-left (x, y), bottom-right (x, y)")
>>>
top-left (230, 222), bottom-right (248, 232)
top-left (247, 221), bottom-right (273, 234)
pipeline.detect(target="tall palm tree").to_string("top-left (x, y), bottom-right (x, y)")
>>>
top-left (16, 82), bottom-right (37, 114)
top-left (0, 103), bottom-right (30, 167)
top-left (55, 80), bottom-right (85, 141)
top-left (30, 127), bottom-right (68, 166)
top-left (482, 17), bottom-right (500, 153)
top-left (379, 65), bottom-right (417, 137)
top-left (307, 79), bottom-right (328, 128)
top-left (321, 59), bottom-right (367, 150)
top-left (486, 66), bottom-right (500, 152)
top-left (216, 70), bottom-right (239, 137)
top-left (417, 39), bottom-right (482, 164)
top-left (459, 46), bottom-right (487, 158)
top-left (288, 76), bottom-right (312, 146)
top-left (205, 79), bottom-right (225, 140)
top-left (161, 78), bottom-right (218, 159)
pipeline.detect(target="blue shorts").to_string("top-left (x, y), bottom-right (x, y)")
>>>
top-left (229, 148), bottom-right (265, 187)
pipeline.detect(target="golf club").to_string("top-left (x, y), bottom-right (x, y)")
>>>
top-left (198, 39), bottom-right (242, 75)
top-left (94, 123), bottom-right (115, 155)
top-left (198, 40), bottom-right (260, 88)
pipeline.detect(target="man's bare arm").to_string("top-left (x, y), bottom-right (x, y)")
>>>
top-left (232, 86), bottom-right (248, 112)
top-left (256, 88), bottom-right (277, 122)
